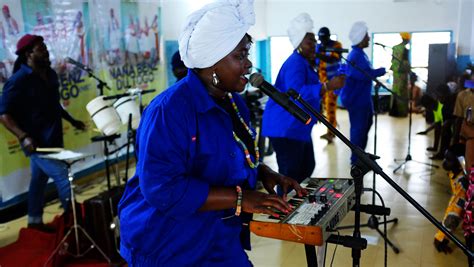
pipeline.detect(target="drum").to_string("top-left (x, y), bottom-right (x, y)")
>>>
top-left (86, 96), bottom-right (121, 136)
top-left (113, 96), bottom-right (141, 130)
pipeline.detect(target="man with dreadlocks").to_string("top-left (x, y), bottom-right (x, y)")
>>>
top-left (0, 34), bottom-right (85, 232)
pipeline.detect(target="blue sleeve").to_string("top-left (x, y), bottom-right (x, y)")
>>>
top-left (371, 67), bottom-right (386, 78)
top-left (347, 52), bottom-right (386, 81)
top-left (136, 98), bottom-right (210, 220)
top-left (0, 78), bottom-right (21, 115)
top-left (282, 63), bottom-right (322, 107)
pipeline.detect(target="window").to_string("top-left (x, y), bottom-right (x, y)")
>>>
top-left (410, 32), bottom-right (451, 87)
top-left (372, 31), bottom-right (452, 90)
top-left (269, 36), bottom-right (293, 84)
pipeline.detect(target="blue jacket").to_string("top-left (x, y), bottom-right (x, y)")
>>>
top-left (118, 70), bottom-right (256, 266)
top-left (262, 51), bottom-right (322, 142)
top-left (339, 46), bottom-right (386, 108)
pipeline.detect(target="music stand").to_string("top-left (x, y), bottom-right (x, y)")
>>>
top-left (41, 150), bottom-right (111, 266)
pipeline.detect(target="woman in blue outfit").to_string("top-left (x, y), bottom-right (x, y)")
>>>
top-left (118, 1), bottom-right (306, 266)
top-left (339, 21), bottom-right (386, 165)
top-left (262, 13), bottom-right (344, 185)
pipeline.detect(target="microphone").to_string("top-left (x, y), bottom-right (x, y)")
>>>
top-left (126, 88), bottom-right (156, 96)
top-left (66, 57), bottom-right (93, 72)
top-left (319, 47), bottom-right (349, 53)
top-left (249, 73), bottom-right (311, 125)
top-left (374, 42), bottom-right (389, 48)
top-left (103, 88), bottom-right (157, 101)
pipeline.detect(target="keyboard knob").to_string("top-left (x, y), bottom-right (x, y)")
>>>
top-left (308, 195), bottom-right (316, 203)
top-left (319, 194), bottom-right (327, 203)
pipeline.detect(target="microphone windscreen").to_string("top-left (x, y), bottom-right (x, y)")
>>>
top-left (249, 73), bottom-right (264, 87)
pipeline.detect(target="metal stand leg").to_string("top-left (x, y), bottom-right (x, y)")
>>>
top-left (303, 245), bottom-right (328, 267)
top-left (304, 245), bottom-right (318, 267)
top-left (43, 166), bottom-right (111, 266)
top-left (393, 78), bottom-right (439, 173)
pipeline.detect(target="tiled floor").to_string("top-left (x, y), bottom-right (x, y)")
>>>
top-left (0, 109), bottom-right (469, 266)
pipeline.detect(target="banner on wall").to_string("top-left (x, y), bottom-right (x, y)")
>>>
top-left (0, 0), bottom-right (24, 84)
top-left (0, 0), bottom-right (166, 208)
top-left (0, 0), bottom-right (99, 206)
top-left (90, 0), bottom-right (165, 102)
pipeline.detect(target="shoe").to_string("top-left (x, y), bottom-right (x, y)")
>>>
top-left (426, 147), bottom-right (437, 152)
top-left (434, 238), bottom-right (453, 254)
top-left (27, 223), bottom-right (56, 233)
top-left (429, 153), bottom-right (444, 160)
top-left (320, 133), bottom-right (334, 143)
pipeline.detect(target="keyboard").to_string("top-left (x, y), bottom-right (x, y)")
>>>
top-left (250, 178), bottom-right (355, 246)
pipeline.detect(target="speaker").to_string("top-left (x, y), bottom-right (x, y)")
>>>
top-left (83, 186), bottom-right (125, 262)
top-left (427, 43), bottom-right (456, 96)
top-left (426, 43), bottom-right (456, 123)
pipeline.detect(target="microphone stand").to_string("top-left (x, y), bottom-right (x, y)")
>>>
top-left (72, 64), bottom-right (112, 96)
top-left (337, 54), bottom-right (402, 254)
top-left (287, 89), bottom-right (474, 267)
top-left (71, 63), bottom-right (119, 193)
top-left (387, 50), bottom-right (439, 173)
top-left (103, 89), bottom-right (155, 183)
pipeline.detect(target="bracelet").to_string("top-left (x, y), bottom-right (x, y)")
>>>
top-left (322, 82), bottom-right (328, 92)
top-left (235, 186), bottom-right (243, 216)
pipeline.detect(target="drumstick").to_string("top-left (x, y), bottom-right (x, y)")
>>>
top-left (36, 147), bottom-right (65, 153)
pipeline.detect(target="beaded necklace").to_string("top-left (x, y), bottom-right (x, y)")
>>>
top-left (227, 93), bottom-right (260, 169)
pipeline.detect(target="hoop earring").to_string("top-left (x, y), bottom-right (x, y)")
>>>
top-left (212, 71), bottom-right (220, 86)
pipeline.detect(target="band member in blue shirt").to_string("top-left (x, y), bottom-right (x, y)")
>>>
top-left (118, 1), bottom-right (306, 266)
top-left (339, 21), bottom-right (386, 164)
top-left (0, 34), bottom-right (85, 232)
top-left (262, 13), bottom-right (344, 185)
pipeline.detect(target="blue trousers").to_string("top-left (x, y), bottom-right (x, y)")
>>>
top-left (347, 105), bottom-right (373, 165)
top-left (28, 154), bottom-right (71, 224)
top-left (269, 137), bottom-right (315, 184)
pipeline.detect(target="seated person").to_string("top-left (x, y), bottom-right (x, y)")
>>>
top-left (454, 79), bottom-right (474, 171)
top-left (408, 73), bottom-right (423, 113)
top-left (417, 94), bottom-right (439, 148)
top-left (418, 84), bottom-right (458, 160)
top-left (434, 144), bottom-right (467, 253)
top-left (432, 84), bottom-right (458, 159)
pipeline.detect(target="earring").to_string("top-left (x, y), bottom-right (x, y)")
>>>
top-left (212, 71), bottom-right (220, 86)
top-left (297, 47), bottom-right (303, 54)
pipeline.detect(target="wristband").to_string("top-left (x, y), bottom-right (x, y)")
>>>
top-left (235, 186), bottom-right (242, 216)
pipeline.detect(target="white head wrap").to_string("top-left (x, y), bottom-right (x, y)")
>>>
top-left (179, 0), bottom-right (255, 69)
top-left (287, 13), bottom-right (314, 49)
top-left (349, 21), bottom-right (368, 45)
